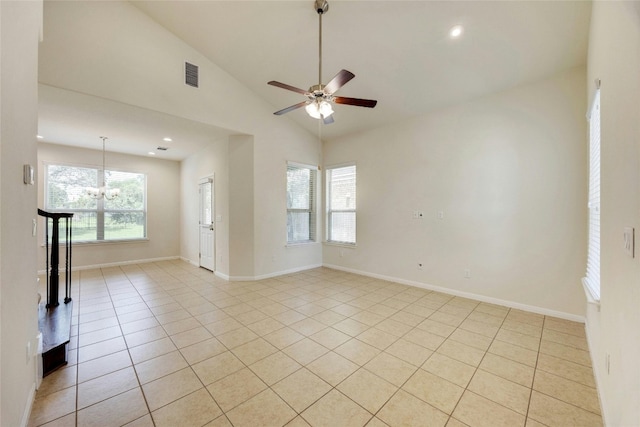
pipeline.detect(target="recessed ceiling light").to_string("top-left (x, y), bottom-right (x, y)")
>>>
top-left (148, 152), bottom-right (156, 156)
top-left (163, 137), bottom-right (172, 142)
top-left (37, 135), bottom-right (44, 139)
top-left (449, 25), bottom-right (464, 39)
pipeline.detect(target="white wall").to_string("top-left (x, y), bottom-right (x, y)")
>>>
top-left (324, 67), bottom-right (587, 318)
top-left (180, 137), bottom-right (230, 275)
top-left (37, 143), bottom-right (180, 269)
top-left (586, 2), bottom-right (640, 425)
top-left (253, 129), bottom-right (323, 278)
top-left (0, 1), bottom-right (43, 426)
top-left (229, 135), bottom-right (255, 278)
top-left (39, 0), bottom-right (322, 279)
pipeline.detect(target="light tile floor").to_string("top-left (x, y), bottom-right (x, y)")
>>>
top-left (29, 261), bottom-right (602, 427)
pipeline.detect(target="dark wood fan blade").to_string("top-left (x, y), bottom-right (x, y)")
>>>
top-left (268, 81), bottom-right (309, 95)
top-left (324, 69), bottom-right (355, 94)
top-left (333, 96), bottom-right (378, 108)
top-left (274, 101), bottom-right (308, 115)
top-left (323, 115), bottom-right (335, 125)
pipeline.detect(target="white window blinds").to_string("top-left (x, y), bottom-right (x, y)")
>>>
top-left (286, 162), bottom-right (317, 243)
top-left (327, 164), bottom-right (356, 244)
top-left (584, 89), bottom-right (600, 301)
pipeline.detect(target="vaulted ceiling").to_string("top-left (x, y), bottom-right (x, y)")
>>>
top-left (38, 1), bottom-right (591, 159)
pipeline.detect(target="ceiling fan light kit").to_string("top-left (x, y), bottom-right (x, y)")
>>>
top-left (268, 0), bottom-right (377, 124)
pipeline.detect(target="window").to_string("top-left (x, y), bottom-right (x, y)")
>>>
top-left (326, 164), bottom-right (356, 244)
top-left (45, 164), bottom-right (146, 242)
top-left (584, 89), bottom-right (600, 300)
top-left (286, 162), bottom-right (317, 243)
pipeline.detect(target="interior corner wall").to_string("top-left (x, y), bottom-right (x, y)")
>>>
top-left (37, 143), bottom-right (181, 269)
top-left (180, 138), bottom-right (230, 276)
top-left (252, 129), bottom-right (323, 279)
top-left (323, 67), bottom-right (588, 319)
top-left (586, 2), bottom-right (640, 426)
top-left (229, 135), bottom-right (254, 278)
top-left (0, 1), bottom-right (42, 426)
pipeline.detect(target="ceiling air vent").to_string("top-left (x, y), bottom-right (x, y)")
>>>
top-left (157, 146), bottom-right (169, 151)
top-left (185, 62), bottom-right (199, 88)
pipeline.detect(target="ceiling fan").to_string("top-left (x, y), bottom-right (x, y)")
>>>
top-left (268, 0), bottom-right (377, 125)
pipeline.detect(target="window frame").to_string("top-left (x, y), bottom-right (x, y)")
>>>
top-left (286, 161), bottom-right (318, 245)
top-left (326, 163), bottom-right (357, 245)
top-left (44, 162), bottom-right (148, 244)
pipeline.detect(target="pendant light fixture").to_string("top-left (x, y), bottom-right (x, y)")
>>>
top-left (86, 136), bottom-right (120, 200)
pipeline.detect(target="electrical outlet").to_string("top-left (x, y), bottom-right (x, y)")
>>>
top-left (464, 269), bottom-right (471, 278)
top-left (26, 341), bottom-right (31, 361)
top-left (438, 211), bottom-right (444, 220)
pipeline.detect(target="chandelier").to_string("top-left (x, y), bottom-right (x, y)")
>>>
top-left (86, 136), bottom-right (120, 200)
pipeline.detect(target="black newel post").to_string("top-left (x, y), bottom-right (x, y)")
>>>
top-left (38, 209), bottom-right (74, 307)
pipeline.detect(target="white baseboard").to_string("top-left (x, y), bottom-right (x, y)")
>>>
top-left (36, 255), bottom-right (584, 322)
top-left (215, 271), bottom-right (230, 280)
top-left (253, 263), bottom-right (323, 280)
top-left (37, 256), bottom-right (181, 275)
top-left (179, 257), bottom-right (199, 268)
top-left (226, 263), bottom-right (324, 282)
top-left (21, 382), bottom-right (36, 427)
top-left (323, 263), bottom-right (585, 323)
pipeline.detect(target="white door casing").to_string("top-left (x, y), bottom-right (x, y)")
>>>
top-left (199, 177), bottom-right (215, 271)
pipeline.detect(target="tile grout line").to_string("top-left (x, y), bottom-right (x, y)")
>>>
top-left (33, 263), bottom-right (601, 427)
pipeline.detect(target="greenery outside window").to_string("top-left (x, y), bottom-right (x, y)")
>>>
top-left (45, 164), bottom-right (146, 242)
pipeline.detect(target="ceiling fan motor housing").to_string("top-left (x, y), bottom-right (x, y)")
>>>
top-left (314, 0), bottom-right (329, 14)
top-left (309, 84), bottom-right (326, 96)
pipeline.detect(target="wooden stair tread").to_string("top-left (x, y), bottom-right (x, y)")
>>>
top-left (39, 301), bottom-right (72, 375)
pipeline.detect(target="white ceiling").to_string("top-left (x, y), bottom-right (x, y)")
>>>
top-left (38, 85), bottom-right (234, 161)
top-left (38, 0), bottom-right (591, 159)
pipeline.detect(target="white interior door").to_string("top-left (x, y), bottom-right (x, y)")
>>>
top-left (199, 177), bottom-right (215, 271)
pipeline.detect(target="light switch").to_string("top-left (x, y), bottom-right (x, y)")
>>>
top-left (623, 227), bottom-right (634, 258)
top-left (23, 164), bottom-right (34, 185)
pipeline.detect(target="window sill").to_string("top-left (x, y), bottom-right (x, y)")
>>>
top-left (41, 238), bottom-right (149, 248)
top-left (285, 241), bottom-right (320, 248)
top-left (323, 241), bottom-right (357, 248)
top-left (582, 277), bottom-right (601, 310)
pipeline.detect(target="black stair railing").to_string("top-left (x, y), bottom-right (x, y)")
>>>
top-left (38, 209), bottom-right (73, 306)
